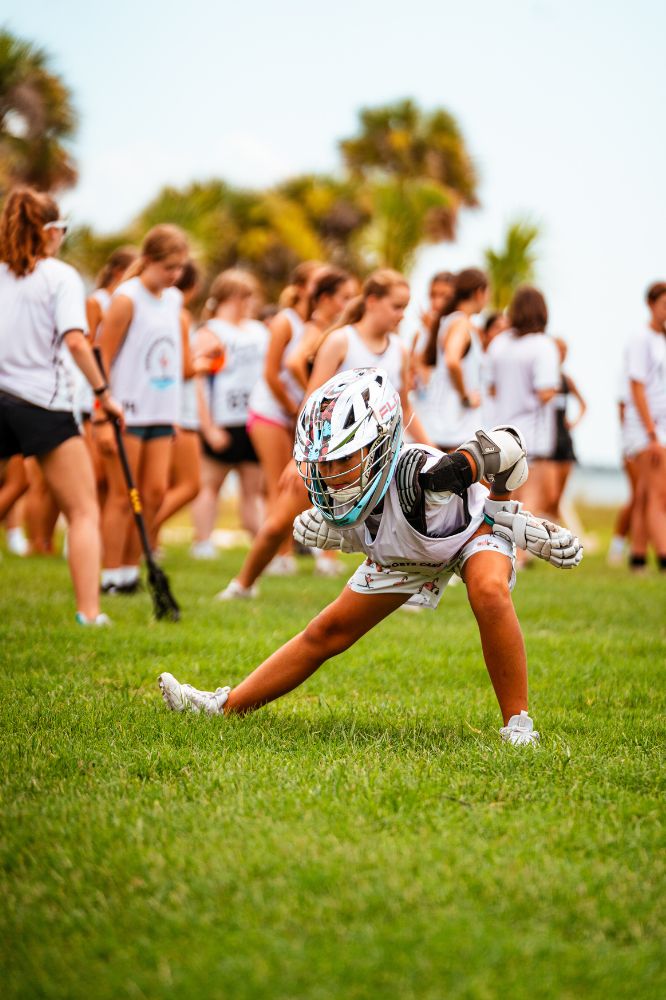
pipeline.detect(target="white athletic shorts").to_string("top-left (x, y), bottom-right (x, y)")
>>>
top-left (347, 532), bottom-right (516, 610)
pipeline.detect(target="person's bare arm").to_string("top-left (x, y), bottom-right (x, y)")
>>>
top-left (181, 310), bottom-right (194, 379)
top-left (305, 329), bottom-right (348, 396)
top-left (444, 319), bottom-right (480, 407)
top-left (285, 323), bottom-right (321, 390)
top-left (398, 343), bottom-right (433, 445)
top-left (536, 388), bottom-right (557, 404)
top-left (264, 313), bottom-right (300, 416)
top-left (630, 379), bottom-right (660, 455)
top-left (96, 294), bottom-right (133, 375)
top-left (63, 330), bottom-right (123, 426)
top-left (564, 375), bottom-right (587, 430)
top-left (85, 296), bottom-right (103, 342)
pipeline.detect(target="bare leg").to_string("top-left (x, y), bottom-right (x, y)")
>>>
top-left (124, 435), bottom-right (173, 560)
top-left (235, 472), bottom-right (309, 589)
top-left (249, 421), bottom-right (294, 558)
top-left (24, 458), bottom-right (60, 554)
top-left (191, 456), bottom-right (228, 543)
top-left (0, 455), bottom-right (28, 520)
top-left (39, 437), bottom-right (101, 619)
top-left (237, 462), bottom-right (264, 537)
top-left (101, 435), bottom-right (141, 569)
top-left (225, 587), bottom-right (408, 713)
top-left (463, 546), bottom-right (528, 725)
top-left (154, 429), bottom-right (201, 531)
top-left (638, 445), bottom-right (666, 558)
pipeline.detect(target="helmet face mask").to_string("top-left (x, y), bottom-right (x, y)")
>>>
top-left (294, 368), bottom-right (403, 527)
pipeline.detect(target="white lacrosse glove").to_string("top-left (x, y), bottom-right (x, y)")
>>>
top-left (293, 507), bottom-right (362, 554)
top-left (500, 710), bottom-right (540, 746)
top-left (458, 424), bottom-right (529, 491)
top-left (485, 499), bottom-right (584, 569)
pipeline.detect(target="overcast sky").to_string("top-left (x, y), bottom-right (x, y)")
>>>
top-left (6, 0), bottom-right (665, 465)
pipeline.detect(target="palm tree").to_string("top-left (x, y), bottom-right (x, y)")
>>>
top-left (484, 220), bottom-right (541, 311)
top-left (339, 98), bottom-right (479, 271)
top-left (0, 29), bottom-right (78, 194)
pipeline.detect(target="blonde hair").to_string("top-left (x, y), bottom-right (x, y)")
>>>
top-left (95, 246), bottom-right (138, 289)
top-left (202, 268), bottom-right (258, 321)
top-left (122, 224), bottom-right (189, 281)
top-left (0, 187), bottom-right (60, 277)
top-left (334, 268), bottom-right (408, 328)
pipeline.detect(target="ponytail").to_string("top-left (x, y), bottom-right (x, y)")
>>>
top-left (0, 187), bottom-right (60, 277)
top-left (95, 246), bottom-right (138, 289)
top-left (327, 268), bottom-right (407, 336)
top-left (423, 267), bottom-right (488, 366)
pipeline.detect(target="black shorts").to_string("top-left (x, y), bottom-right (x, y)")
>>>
top-left (201, 425), bottom-right (258, 464)
top-left (0, 390), bottom-right (80, 459)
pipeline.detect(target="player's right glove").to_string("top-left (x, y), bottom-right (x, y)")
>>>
top-left (293, 507), bottom-right (359, 552)
top-left (485, 499), bottom-right (584, 569)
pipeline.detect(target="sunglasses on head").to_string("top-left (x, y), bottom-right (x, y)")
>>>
top-left (43, 220), bottom-right (69, 235)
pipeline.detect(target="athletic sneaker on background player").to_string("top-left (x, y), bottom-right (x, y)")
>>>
top-left (246, 261), bottom-right (321, 574)
top-left (0, 187), bottom-right (123, 624)
top-left (217, 268), bottom-right (431, 601)
top-left (486, 286), bottom-right (560, 520)
top-left (190, 269), bottom-right (268, 558)
top-left (96, 225), bottom-right (189, 593)
top-left (421, 268), bottom-right (489, 450)
top-left (159, 368), bottom-right (582, 744)
top-left (623, 281), bottom-right (666, 570)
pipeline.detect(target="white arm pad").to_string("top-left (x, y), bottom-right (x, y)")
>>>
top-left (485, 499), bottom-right (584, 569)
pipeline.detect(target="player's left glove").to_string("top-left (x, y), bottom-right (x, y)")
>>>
top-left (485, 499), bottom-right (584, 569)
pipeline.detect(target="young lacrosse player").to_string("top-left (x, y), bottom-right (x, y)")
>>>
top-left (159, 368), bottom-right (582, 745)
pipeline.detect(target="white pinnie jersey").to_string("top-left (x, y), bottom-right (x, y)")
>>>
top-left (248, 308), bottom-right (306, 426)
top-left (0, 257), bottom-right (87, 411)
top-left (110, 277), bottom-right (183, 426)
top-left (337, 325), bottom-right (404, 389)
top-left (180, 324), bottom-right (199, 431)
top-left (205, 318), bottom-right (268, 427)
top-left (427, 312), bottom-right (483, 446)
top-left (344, 445), bottom-right (486, 571)
top-left (486, 330), bottom-right (560, 459)
top-left (622, 325), bottom-right (666, 453)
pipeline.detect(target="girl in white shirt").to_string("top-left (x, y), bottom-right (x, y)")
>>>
top-left (625, 281), bottom-right (666, 569)
top-left (421, 268), bottom-right (489, 450)
top-left (190, 269), bottom-right (268, 554)
top-left (96, 224), bottom-right (189, 593)
top-left (486, 286), bottom-right (560, 519)
top-left (0, 186), bottom-right (123, 624)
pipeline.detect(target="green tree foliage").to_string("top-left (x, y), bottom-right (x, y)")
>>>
top-left (0, 29), bottom-right (78, 194)
top-left (60, 98), bottom-right (483, 296)
top-left (484, 220), bottom-right (541, 311)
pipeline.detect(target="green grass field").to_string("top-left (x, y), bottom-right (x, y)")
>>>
top-left (1, 510), bottom-right (664, 999)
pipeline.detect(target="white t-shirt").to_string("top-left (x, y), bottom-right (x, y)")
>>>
top-left (622, 325), bottom-right (666, 453)
top-left (205, 318), bottom-right (268, 427)
top-left (110, 277), bottom-right (183, 427)
top-left (486, 331), bottom-right (560, 458)
top-left (0, 257), bottom-right (87, 411)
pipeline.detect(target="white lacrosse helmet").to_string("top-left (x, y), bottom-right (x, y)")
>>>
top-left (294, 367), bottom-right (403, 527)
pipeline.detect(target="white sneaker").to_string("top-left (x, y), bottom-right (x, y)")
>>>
top-left (500, 710), bottom-right (540, 746)
top-left (606, 536), bottom-right (626, 567)
top-left (6, 527), bottom-right (29, 556)
top-left (158, 672), bottom-right (230, 715)
top-left (215, 578), bottom-right (258, 601)
top-left (313, 554), bottom-right (343, 577)
top-left (265, 554), bottom-right (297, 577)
top-left (75, 612), bottom-right (112, 627)
top-left (190, 540), bottom-right (217, 560)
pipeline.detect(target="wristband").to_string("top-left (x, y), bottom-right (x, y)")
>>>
top-left (93, 384), bottom-right (109, 397)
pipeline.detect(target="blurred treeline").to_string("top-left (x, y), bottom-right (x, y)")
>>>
top-left (0, 27), bottom-right (538, 304)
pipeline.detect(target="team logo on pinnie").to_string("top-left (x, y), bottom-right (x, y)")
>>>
top-left (146, 337), bottom-right (177, 390)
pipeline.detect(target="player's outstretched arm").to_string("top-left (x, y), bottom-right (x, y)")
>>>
top-left (484, 498), bottom-right (584, 569)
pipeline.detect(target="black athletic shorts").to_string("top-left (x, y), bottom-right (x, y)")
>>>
top-left (201, 425), bottom-right (258, 464)
top-left (0, 390), bottom-right (80, 459)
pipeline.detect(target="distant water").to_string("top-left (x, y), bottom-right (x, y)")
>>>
top-left (568, 466), bottom-right (627, 507)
